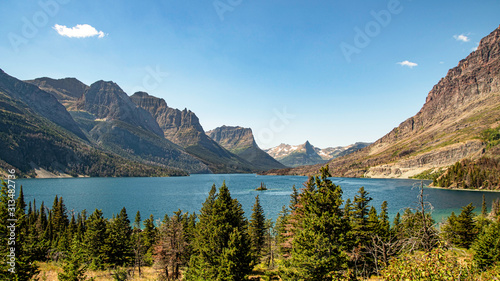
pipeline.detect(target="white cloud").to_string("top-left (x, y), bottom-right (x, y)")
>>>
top-left (453, 34), bottom-right (470, 42)
top-left (397, 60), bottom-right (418, 68)
top-left (471, 42), bottom-right (479, 51)
top-left (53, 24), bottom-right (106, 38)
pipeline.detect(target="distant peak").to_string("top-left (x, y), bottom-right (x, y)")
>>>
top-left (132, 91), bottom-right (150, 97)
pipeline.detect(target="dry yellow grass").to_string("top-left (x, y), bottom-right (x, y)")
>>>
top-left (35, 262), bottom-right (159, 281)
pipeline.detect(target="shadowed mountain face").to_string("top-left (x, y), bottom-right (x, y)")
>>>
top-left (206, 125), bottom-right (286, 170)
top-left (130, 92), bottom-right (257, 173)
top-left (267, 25), bottom-right (500, 178)
top-left (25, 77), bottom-right (88, 108)
top-left (0, 69), bottom-right (86, 141)
top-left (0, 69), bottom-right (190, 177)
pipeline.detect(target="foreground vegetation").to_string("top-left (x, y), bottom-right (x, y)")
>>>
top-left (1, 165), bottom-right (500, 280)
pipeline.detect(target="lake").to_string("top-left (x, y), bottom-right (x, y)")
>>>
top-left (16, 174), bottom-right (500, 225)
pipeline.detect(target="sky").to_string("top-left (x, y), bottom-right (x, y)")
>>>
top-left (1, 0), bottom-right (499, 149)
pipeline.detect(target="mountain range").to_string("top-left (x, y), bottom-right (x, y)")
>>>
top-left (266, 25), bottom-right (500, 179)
top-left (264, 141), bottom-right (370, 167)
top-left (0, 71), bottom-right (288, 177)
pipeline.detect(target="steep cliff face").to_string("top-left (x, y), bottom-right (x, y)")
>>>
top-left (207, 126), bottom-right (286, 170)
top-left (131, 92), bottom-right (257, 173)
top-left (207, 126), bottom-right (255, 153)
top-left (130, 91), bottom-right (205, 145)
top-left (267, 25), bottom-right (500, 178)
top-left (78, 82), bottom-right (164, 136)
top-left (72, 83), bottom-right (209, 174)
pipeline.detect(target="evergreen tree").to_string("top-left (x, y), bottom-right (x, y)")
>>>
top-left (289, 185), bottom-right (299, 211)
top-left (248, 195), bottom-right (266, 266)
top-left (134, 210), bottom-right (141, 230)
top-left (104, 207), bottom-right (133, 266)
top-left (351, 186), bottom-right (373, 246)
top-left (0, 182), bottom-right (39, 280)
top-left (83, 209), bottom-right (108, 269)
top-left (473, 221), bottom-right (500, 269)
top-left (367, 206), bottom-right (380, 234)
top-left (454, 203), bottom-right (477, 248)
top-left (392, 212), bottom-right (401, 234)
top-left (344, 198), bottom-right (353, 222)
top-left (58, 238), bottom-right (88, 281)
top-left (281, 166), bottom-right (350, 280)
top-left (481, 194), bottom-right (487, 217)
top-left (441, 212), bottom-right (457, 245)
top-left (142, 214), bottom-right (157, 265)
top-left (379, 201), bottom-right (390, 238)
top-left (132, 211), bottom-right (145, 277)
top-left (185, 182), bottom-right (251, 280)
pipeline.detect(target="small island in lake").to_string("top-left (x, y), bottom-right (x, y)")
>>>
top-left (256, 182), bottom-right (268, 191)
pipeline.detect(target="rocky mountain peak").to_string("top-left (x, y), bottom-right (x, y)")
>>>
top-left (131, 92), bottom-right (205, 145)
top-left (130, 91), bottom-right (168, 116)
top-left (378, 25), bottom-right (500, 146)
top-left (26, 77), bottom-right (89, 101)
top-left (78, 81), bottom-right (164, 136)
top-left (207, 126), bottom-right (256, 152)
top-left (207, 125), bottom-right (285, 170)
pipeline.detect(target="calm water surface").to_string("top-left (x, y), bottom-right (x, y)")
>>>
top-left (17, 174), bottom-right (500, 224)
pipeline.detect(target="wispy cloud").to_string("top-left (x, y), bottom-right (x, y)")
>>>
top-left (453, 34), bottom-right (470, 42)
top-left (471, 42), bottom-right (479, 51)
top-left (397, 60), bottom-right (418, 68)
top-left (53, 24), bottom-right (106, 38)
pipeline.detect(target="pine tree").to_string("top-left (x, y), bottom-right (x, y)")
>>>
top-left (248, 195), bottom-right (266, 266)
top-left (185, 182), bottom-right (251, 280)
top-left (441, 211), bottom-right (457, 245)
top-left (281, 166), bottom-right (350, 280)
top-left (454, 203), bottom-right (477, 248)
top-left (83, 209), bottom-right (108, 269)
top-left (104, 207), bottom-right (133, 266)
top-left (481, 194), bottom-right (488, 217)
top-left (367, 206), bottom-right (380, 234)
top-left (289, 185), bottom-right (299, 211)
top-left (142, 214), bottom-right (157, 265)
top-left (132, 211), bottom-right (145, 278)
top-left (351, 186), bottom-right (373, 246)
top-left (0, 182), bottom-right (39, 280)
top-left (473, 221), bottom-right (500, 269)
top-left (58, 238), bottom-right (88, 281)
top-left (379, 201), bottom-right (390, 238)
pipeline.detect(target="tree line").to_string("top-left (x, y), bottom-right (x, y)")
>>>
top-left (1, 165), bottom-right (500, 280)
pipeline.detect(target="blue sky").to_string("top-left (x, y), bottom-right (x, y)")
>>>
top-left (1, 0), bottom-right (499, 149)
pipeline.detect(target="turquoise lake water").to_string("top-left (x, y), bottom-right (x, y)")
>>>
top-left (16, 174), bottom-right (500, 225)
